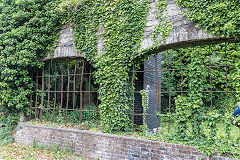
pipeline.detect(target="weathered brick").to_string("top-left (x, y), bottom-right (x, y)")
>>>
top-left (181, 154), bottom-right (195, 159)
top-left (191, 151), bottom-right (204, 156)
top-left (179, 149), bottom-right (190, 154)
top-left (14, 124), bottom-right (233, 160)
top-left (170, 152), bottom-right (181, 158)
top-left (157, 147), bottom-right (168, 151)
top-left (169, 148), bottom-right (179, 153)
top-left (152, 153), bottom-right (164, 160)
top-left (142, 147), bottom-right (151, 153)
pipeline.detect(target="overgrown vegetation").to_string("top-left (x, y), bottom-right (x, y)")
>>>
top-left (158, 43), bottom-right (240, 158)
top-left (69, 0), bottom-right (150, 132)
top-left (0, 0), bottom-right (63, 128)
top-left (0, 143), bottom-right (82, 159)
top-left (29, 105), bottom-right (99, 130)
top-left (0, 0), bottom-right (240, 157)
top-left (176, 0), bottom-right (240, 38)
top-left (151, 0), bottom-right (172, 46)
top-left (0, 127), bottom-right (13, 146)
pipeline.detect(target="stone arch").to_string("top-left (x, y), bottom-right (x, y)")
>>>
top-left (41, 0), bottom-right (238, 130)
top-left (133, 0), bottom-right (238, 130)
top-left (30, 24), bottom-right (99, 125)
top-left (139, 0), bottom-right (237, 55)
top-left (44, 1), bottom-right (238, 61)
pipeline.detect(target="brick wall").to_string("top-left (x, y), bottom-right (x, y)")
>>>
top-left (14, 123), bottom-right (233, 160)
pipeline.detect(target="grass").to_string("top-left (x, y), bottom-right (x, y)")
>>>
top-left (27, 120), bottom-right (99, 131)
top-left (0, 143), bottom-right (83, 160)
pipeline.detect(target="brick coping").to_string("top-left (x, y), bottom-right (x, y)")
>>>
top-left (14, 123), bottom-right (236, 159)
top-left (20, 123), bottom-right (196, 150)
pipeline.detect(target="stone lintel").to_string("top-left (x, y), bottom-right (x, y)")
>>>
top-left (44, 24), bottom-right (84, 61)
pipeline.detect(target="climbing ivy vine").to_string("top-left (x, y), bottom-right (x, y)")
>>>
top-left (71, 0), bottom-right (150, 132)
top-left (160, 43), bottom-right (240, 157)
top-left (0, 0), bottom-right (240, 140)
top-left (176, 0), bottom-right (240, 38)
top-left (0, 0), bottom-right (63, 126)
top-left (0, 0), bottom-right (151, 133)
top-left (151, 0), bottom-right (172, 46)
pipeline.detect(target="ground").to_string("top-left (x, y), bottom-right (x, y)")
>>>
top-left (0, 143), bottom-right (83, 160)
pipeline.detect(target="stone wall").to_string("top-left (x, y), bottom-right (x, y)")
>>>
top-left (44, 24), bottom-right (84, 60)
top-left (14, 124), bottom-right (234, 160)
top-left (144, 54), bottom-right (161, 130)
top-left (45, 1), bottom-right (237, 60)
top-left (139, 0), bottom-right (236, 53)
top-left (140, 0), bottom-right (216, 50)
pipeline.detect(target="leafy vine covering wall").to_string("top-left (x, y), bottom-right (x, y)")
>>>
top-left (176, 0), bottom-right (240, 38)
top-left (160, 43), bottom-right (240, 157)
top-left (0, 0), bottom-right (151, 133)
top-left (0, 0), bottom-right (63, 124)
top-left (0, 1), bottom-right (240, 155)
top-left (151, 0), bottom-right (172, 46)
top-left (71, 0), bottom-right (150, 132)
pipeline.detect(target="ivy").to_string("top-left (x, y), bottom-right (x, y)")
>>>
top-left (176, 0), bottom-right (240, 38)
top-left (0, 0), bottom-right (63, 125)
top-left (160, 43), bottom-right (240, 158)
top-left (0, 0), bottom-right (239, 145)
top-left (0, 0), bottom-right (150, 133)
top-left (151, 0), bottom-right (173, 46)
top-left (140, 89), bottom-right (149, 132)
top-left (68, 0), bottom-right (150, 132)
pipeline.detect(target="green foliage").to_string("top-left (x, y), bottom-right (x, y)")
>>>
top-left (172, 99), bottom-right (240, 158)
top-left (151, 0), bottom-right (173, 46)
top-left (159, 43), bottom-right (240, 158)
top-left (0, 127), bottom-right (13, 146)
top-left (71, 0), bottom-right (150, 132)
top-left (43, 105), bottom-right (98, 125)
top-left (174, 96), bottom-right (201, 139)
top-left (0, 107), bottom-right (19, 146)
top-left (0, 0), bottom-right (64, 146)
top-left (0, 114), bottom-right (19, 126)
top-left (0, 0), bottom-right (239, 154)
top-left (140, 90), bottom-right (148, 132)
top-left (58, 0), bottom-right (85, 12)
top-left (233, 116), bottom-right (240, 127)
top-left (176, 0), bottom-right (240, 38)
top-left (0, 0), bottom-right (63, 118)
top-left (0, 143), bottom-right (82, 159)
top-left (0, 0), bottom-right (151, 133)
